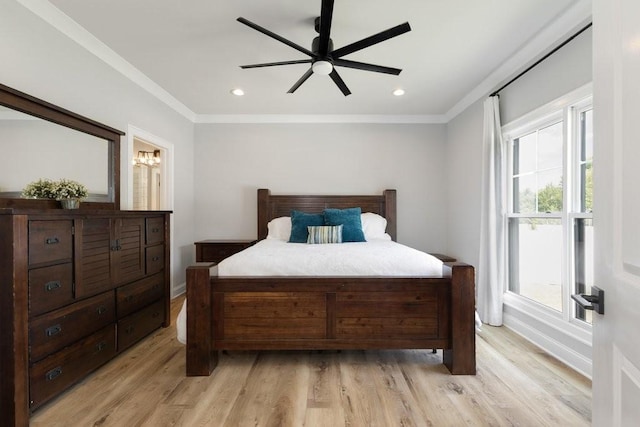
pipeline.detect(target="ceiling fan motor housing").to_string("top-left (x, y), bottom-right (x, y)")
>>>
top-left (312, 36), bottom-right (334, 58)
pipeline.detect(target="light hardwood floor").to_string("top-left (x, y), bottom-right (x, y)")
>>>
top-left (31, 296), bottom-right (591, 426)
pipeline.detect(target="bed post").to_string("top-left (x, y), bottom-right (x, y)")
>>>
top-left (186, 263), bottom-right (218, 376)
top-left (383, 189), bottom-right (397, 241)
top-left (443, 263), bottom-right (476, 375)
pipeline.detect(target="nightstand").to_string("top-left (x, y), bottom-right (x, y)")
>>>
top-left (430, 253), bottom-right (457, 263)
top-left (194, 239), bottom-right (257, 263)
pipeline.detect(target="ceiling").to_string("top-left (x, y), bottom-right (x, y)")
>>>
top-left (45, 0), bottom-right (585, 118)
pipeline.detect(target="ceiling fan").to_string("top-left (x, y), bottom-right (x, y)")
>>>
top-left (237, 0), bottom-right (411, 96)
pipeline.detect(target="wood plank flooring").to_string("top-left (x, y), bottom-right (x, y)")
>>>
top-left (30, 296), bottom-right (591, 426)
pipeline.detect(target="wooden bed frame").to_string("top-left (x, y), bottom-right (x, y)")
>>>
top-left (186, 189), bottom-right (476, 376)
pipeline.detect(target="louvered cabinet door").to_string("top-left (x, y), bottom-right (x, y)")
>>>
top-left (74, 218), bottom-right (113, 299)
top-left (111, 217), bottom-right (145, 286)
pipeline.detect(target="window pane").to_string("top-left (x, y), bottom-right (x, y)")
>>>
top-left (514, 132), bottom-right (537, 174)
top-left (537, 122), bottom-right (563, 170)
top-left (581, 110), bottom-right (594, 162)
top-left (513, 174), bottom-right (536, 213)
top-left (574, 218), bottom-right (594, 324)
top-left (509, 217), bottom-right (563, 312)
top-left (537, 168), bottom-right (563, 213)
top-left (580, 109), bottom-right (594, 213)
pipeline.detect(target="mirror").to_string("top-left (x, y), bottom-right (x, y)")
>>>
top-left (0, 83), bottom-right (122, 209)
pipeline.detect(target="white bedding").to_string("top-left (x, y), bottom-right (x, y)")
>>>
top-left (177, 239), bottom-right (444, 343)
top-left (219, 239), bottom-right (443, 276)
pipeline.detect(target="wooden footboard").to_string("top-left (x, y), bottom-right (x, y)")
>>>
top-left (186, 263), bottom-right (476, 376)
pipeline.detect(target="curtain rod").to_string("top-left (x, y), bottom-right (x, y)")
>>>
top-left (490, 22), bottom-right (592, 97)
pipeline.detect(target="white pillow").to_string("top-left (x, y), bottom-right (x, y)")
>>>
top-left (266, 216), bottom-right (292, 241)
top-left (361, 212), bottom-right (391, 241)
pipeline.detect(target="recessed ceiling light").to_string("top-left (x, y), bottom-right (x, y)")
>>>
top-left (393, 89), bottom-right (405, 96)
top-left (231, 88), bottom-right (245, 96)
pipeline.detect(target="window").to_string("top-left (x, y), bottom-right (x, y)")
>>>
top-left (505, 93), bottom-right (593, 325)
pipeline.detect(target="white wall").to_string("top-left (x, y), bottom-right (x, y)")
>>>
top-left (445, 99), bottom-right (484, 267)
top-left (499, 27), bottom-right (593, 124)
top-left (0, 118), bottom-right (108, 195)
top-left (194, 123), bottom-right (447, 253)
top-left (0, 1), bottom-right (196, 292)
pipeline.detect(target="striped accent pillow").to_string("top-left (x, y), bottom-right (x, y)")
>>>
top-left (307, 225), bottom-right (343, 244)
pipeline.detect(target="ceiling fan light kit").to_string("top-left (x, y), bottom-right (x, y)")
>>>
top-left (237, 0), bottom-right (411, 96)
top-left (312, 60), bottom-right (333, 75)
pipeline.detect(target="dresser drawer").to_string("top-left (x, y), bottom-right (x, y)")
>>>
top-left (116, 273), bottom-right (165, 318)
top-left (30, 291), bottom-right (115, 362)
top-left (145, 244), bottom-right (164, 275)
top-left (145, 217), bottom-right (165, 245)
top-left (117, 300), bottom-right (164, 352)
top-left (29, 263), bottom-right (74, 317)
top-left (30, 325), bottom-right (116, 411)
top-left (29, 220), bottom-right (73, 266)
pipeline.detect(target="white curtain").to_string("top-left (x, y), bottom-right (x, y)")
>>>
top-left (478, 96), bottom-right (506, 326)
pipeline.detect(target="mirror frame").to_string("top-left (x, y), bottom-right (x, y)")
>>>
top-left (0, 83), bottom-right (122, 210)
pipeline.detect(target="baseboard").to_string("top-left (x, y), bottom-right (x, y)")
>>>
top-left (171, 282), bottom-right (186, 299)
top-left (503, 309), bottom-right (592, 378)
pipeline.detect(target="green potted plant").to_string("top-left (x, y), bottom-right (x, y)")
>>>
top-left (21, 178), bottom-right (57, 199)
top-left (22, 178), bottom-right (88, 209)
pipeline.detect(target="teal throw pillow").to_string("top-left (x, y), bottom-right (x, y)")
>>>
top-left (323, 207), bottom-right (366, 242)
top-left (288, 210), bottom-right (324, 243)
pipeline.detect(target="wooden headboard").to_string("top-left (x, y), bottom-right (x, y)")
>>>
top-left (257, 188), bottom-right (397, 241)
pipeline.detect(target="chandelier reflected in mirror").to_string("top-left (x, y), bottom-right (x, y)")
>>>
top-left (132, 150), bottom-right (161, 167)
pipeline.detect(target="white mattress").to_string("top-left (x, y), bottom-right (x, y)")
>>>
top-left (176, 239), bottom-right (444, 344)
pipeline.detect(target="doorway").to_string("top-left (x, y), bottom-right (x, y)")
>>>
top-left (125, 125), bottom-right (174, 212)
top-left (132, 138), bottom-right (162, 210)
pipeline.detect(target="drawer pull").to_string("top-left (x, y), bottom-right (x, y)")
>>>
top-left (96, 306), bottom-right (108, 315)
top-left (124, 295), bottom-right (134, 303)
top-left (45, 324), bottom-right (62, 337)
top-left (125, 325), bottom-right (134, 334)
top-left (45, 367), bottom-right (63, 382)
top-left (45, 237), bottom-right (60, 245)
top-left (44, 280), bottom-right (62, 292)
top-left (152, 227), bottom-right (160, 233)
top-left (95, 341), bottom-right (107, 353)
top-left (152, 311), bottom-right (161, 318)
top-left (152, 256), bottom-right (160, 262)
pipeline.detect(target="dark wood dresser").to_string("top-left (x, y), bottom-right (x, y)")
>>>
top-left (0, 209), bottom-right (171, 424)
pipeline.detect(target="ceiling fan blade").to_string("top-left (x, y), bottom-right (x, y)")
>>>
top-left (329, 69), bottom-right (352, 96)
top-left (317, 0), bottom-right (335, 56)
top-left (331, 22), bottom-right (411, 58)
top-left (333, 58), bottom-right (402, 75)
top-left (237, 17), bottom-right (315, 58)
top-left (241, 59), bottom-right (312, 69)
top-left (287, 68), bottom-right (314, 93)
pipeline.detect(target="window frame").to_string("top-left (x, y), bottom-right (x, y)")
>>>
top-left (502, 84), bottom-right (593, 333)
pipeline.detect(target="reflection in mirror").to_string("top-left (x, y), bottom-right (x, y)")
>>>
top-left (0, 106), bottom-right (109, 201)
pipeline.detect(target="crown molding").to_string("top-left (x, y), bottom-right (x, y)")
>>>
top-left (194, 114), bottom-right (448, 124)
top-left (17, 0), bottom-right (197, 122)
